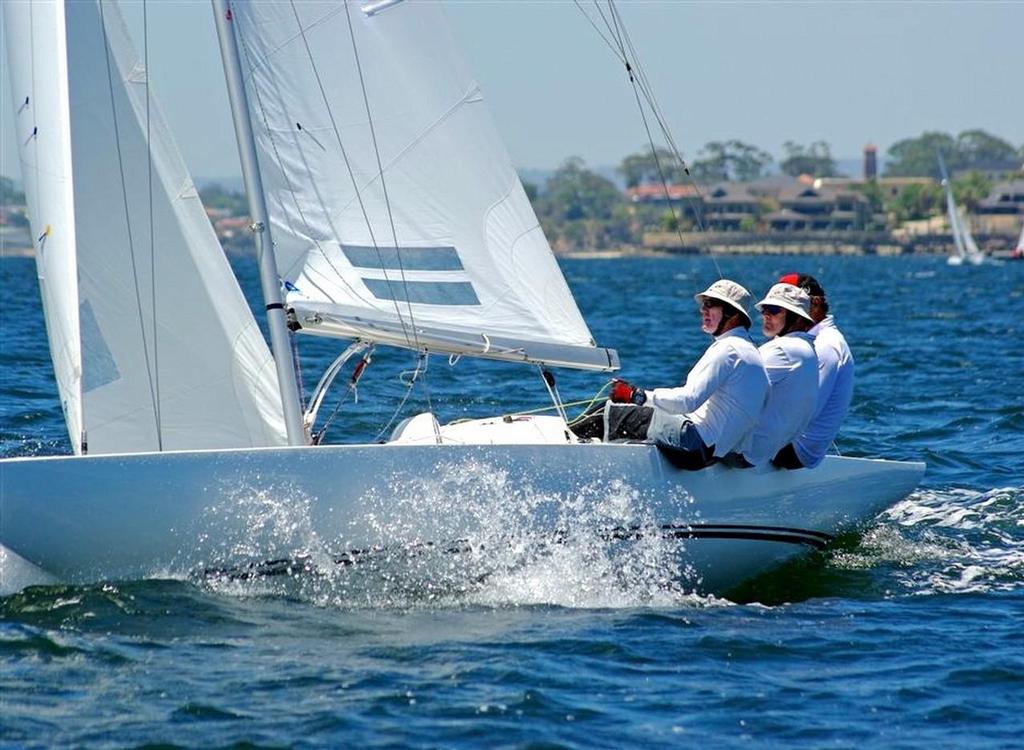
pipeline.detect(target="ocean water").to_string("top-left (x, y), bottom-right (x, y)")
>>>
top-left (1, 253), bottom-right (1022, 748)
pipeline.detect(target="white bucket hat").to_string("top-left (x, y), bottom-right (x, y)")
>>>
top-left (755, 283), bottom-right (813, 321)
top-left (694, 279), bottom-right (753, 323)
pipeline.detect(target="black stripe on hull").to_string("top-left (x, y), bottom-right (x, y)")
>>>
top-left (663, 524), bottom-right (832, 550)
top-left (603, 524), bottom-right (832, 550)
top-left (206, 524), bottom-right (833, 580)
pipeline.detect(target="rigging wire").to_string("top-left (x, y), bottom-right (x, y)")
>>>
top-left (286, 1), bottom-right (420, 357)
top-left (339, 0), bottom-right (428, 395)
top-left (98, 0), bottom-right (163, 449)
top-left (142, 0), bottom-right (163, 450)
top-left (233, 14), bottom-right (376, 310)
top-left (574, 1), bottom-right (727, 284)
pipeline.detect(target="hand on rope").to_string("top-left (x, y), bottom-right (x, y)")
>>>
top-left (610, 379), bottom-right (647, 405)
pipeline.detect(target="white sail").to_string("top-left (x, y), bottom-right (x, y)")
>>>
top-left (228, 1), bottom-right (617, 371)
top-left (943, 181), bottom-right (969, 264)
top-left (3, 0), bottom-right (287, 453)
top-left (938, 153), bottom-right (984, 266)
top-left (1015, 220), bottom-right (1024, 254)
top-left (4, 1), bottom-right (83, 451)
top-left (960, 212), bottom-right (984, 264)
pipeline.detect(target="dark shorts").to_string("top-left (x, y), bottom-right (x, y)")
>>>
top-left (771, 443), bottom-right (805, 470)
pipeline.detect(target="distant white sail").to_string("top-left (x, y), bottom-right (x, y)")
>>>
top-left (1016, 221), bottom-right (1024, 254)
top-left (228, 1), bottom-right (616, 370)
top-left (3, 0), bottom-right (286, 453)
top-left (938, 152), bottom-right (984, 267)
top-left (943, 181), bottom-right (969, 264)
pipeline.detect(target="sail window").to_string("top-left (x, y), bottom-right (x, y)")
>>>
top-left (362, 279), bottom-right (480, 306)
top-left (79, 301), bottom-right (121, 392)
top-left (342, 245), bottom-right (464, 272)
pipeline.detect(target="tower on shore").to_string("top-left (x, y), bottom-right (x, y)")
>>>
top-left (864, 143), bottom-right (878, 180)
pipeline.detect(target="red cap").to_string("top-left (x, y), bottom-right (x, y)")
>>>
top-left (778, 273), bottom-right (800, 286)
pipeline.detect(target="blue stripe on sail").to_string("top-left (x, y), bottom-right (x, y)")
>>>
top-left (363, 279), bottom-right (480, 306)
top-left (342, 245), bottom-right (464, 271)
top-left (79, 300), bottom-right (120, 392)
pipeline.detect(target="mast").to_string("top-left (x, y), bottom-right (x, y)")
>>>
top-left (211, 0), bottom-right (306, 446)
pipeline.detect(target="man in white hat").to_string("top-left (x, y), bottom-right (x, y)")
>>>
top-left (588, 279), bottom-right (769, 470)
top-left (771, 273), bottom-right (855, 469)
top-left (733, 283), bottom-right (819, 467)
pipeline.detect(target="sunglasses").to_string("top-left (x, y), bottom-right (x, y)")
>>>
top-left (700, 299), bottom-right (733, 311)
top-left (760, 304), bottom-right (785, 316)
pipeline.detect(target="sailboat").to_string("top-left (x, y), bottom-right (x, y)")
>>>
top-left (938, 153), bottom-right (986, 266)
top-left (0, 0), bottom-right (924, 597)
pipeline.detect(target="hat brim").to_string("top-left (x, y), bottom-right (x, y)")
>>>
top-left (756, 298), bottom-right (814, 321)
top-left (696, 292), bottom-right (751, 323)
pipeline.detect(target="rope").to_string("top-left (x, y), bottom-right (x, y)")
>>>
top-left (511, 382), bottom-right (612, 424)
top-left (373, 353), bottom-right (427, 443)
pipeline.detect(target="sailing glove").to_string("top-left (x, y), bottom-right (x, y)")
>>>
top-left (610, 379), bottom-right (647, 405)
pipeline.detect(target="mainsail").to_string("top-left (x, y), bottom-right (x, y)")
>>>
top-left (3, 0), bottom-right (286, 453)
top-left (228, 0), bottom-right (617, 371)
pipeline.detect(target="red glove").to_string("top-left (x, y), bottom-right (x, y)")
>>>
top-left (610, 379), bottom-right (646, 405)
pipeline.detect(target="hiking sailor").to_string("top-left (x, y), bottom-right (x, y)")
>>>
top-left (571, 279), bottom-right (769, 471)
top-left (733, 282), bottom-right (818, 467)
top-left (771, 273), bottom-right (855, 469)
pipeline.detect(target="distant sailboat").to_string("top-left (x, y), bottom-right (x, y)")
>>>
top-left (0, 0), bottom-right (925, 596)
top-left (938, 152), bottom-right (985, 266)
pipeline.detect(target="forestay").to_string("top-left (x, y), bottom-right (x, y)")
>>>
top-left (3, 0), bottom-right (286, 453)
top-left (229, 0), bottom-right (617, 371)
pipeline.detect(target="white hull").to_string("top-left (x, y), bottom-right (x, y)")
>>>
top-left (0, 444), bottom-right (923, 596)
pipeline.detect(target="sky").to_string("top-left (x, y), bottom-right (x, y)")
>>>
top-left (2, 0), bottom-right (1023, 185)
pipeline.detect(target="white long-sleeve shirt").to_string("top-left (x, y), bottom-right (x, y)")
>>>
top-left (739, 331), bottom-right (818, 466)
top-left (648, 328), bottom-right (768, 457)
top-left (793, 315), bottom-right (855, 467)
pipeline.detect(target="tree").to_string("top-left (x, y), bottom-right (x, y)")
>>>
top-left (779, 141), bottom-right (839, 178)
top-left (952, 171), bottom-right (993, 211)
top-left (537, 157), bottom-right (621, 222)
top-left (535, 157), bottom-right (633, 252)
top-left (521, 179), bottom-right (538, 203)
top-left (885, 132), bottom-right (956, 178)
top-left (885, 129), bottom-right (1019, 178)
top-left (1, 176), bottom-right (25, 206)
top-left (888, 182), bottom-right (944, 222)
top-left (198, 184), bottom-right (247, 215)
top-left (852, 179), bottom-right (885, 214)
top-left (618, 146), bottom-right (688, 188)
top-left (690, 140), bottom-right (772, 183)
top-left (955, 130), bottom-right (1019, 171)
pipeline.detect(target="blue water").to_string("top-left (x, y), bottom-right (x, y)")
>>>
top-left (2, 254), bottom-right (1023, 748)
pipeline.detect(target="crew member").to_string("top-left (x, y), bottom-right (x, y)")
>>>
top-left (591, 279), bottom-right (769, 470)
top-left (735, 282), bottom-right (818, 467)
top-left (772, 273), bottom-right (855, 469)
